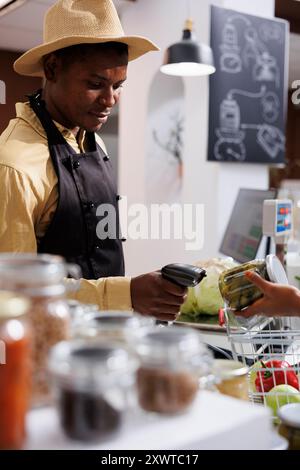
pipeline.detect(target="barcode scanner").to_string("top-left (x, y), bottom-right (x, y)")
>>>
top-left (161, 263), bottom-right (207, 288)
top-left (156, 264), bottom-right (206, 326)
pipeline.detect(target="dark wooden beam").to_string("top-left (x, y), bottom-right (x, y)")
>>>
top-left (275, 0), bottom-right (300, 34)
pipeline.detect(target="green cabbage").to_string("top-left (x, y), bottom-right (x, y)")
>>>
top-left (180, 257), bottom-right (238, 316)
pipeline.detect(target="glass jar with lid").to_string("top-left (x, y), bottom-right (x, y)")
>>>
top-left (213, 359), bottom-right (249, 401)
top-left (0, 291), bottom-right (31, 449)
top-left (0, 254), bottom-right (76, 406)
top-left (278, 403), bottom-right (300, 450)
top-left (72, 310), bottom-right (155, 346)
top-left (67, 300), bottom-right (99, 336)
top-left (219, 254), bottom-right (288, 312)
top-left (136, 326), bottom-right (213, 414)
top-left (48, 340), bottom-right (138, 442)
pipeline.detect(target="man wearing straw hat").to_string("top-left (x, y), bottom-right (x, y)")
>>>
top-left (0, 0), bottom-right (187, 321)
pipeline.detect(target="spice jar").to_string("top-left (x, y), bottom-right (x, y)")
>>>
top-left (73, 310), bottom-right (154, 345)
top-left (0, 291), bottom-right (31, 449)
top-left (67, 300), bottom-right (99, 336)
top-left (0, 254), bottom-right (73, 406)
top-left (136, 326), bottom-right (212, 414)
top-left (49, 340), bottom-right (138, 442)
top-left (219, 254), bottom-right (288, 311)
top-left (213, 359), bottom-right (249, 401)
top-left (278, 404), bottom-right (300, 450)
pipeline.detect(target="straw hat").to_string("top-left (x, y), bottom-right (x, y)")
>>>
top-left (14, 0), bottom-right (159, 77)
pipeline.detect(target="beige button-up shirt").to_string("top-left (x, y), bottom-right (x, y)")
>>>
top-left (0, 102), bottom-right (132, 310)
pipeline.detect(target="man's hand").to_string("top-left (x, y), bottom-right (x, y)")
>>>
top-left (238, 271), bottom-right (300, 318)
top-left (130, 271), bottom-right (187, 321)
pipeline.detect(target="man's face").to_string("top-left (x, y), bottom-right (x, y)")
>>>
top-left (46, 49), bottom-right (128, 132)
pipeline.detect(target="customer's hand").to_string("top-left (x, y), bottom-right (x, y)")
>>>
top-left (130, 271), bottom-right (187, 321)
top-left (238, 270), bottom-right (300, 318)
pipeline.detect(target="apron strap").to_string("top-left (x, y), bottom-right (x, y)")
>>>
top-left (28, 89), bottom-right (97, 152)
top-left (28, 89), bottom-right (67, 145)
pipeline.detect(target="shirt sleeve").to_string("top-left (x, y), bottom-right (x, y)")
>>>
top-left (65, 276), bottom-right (133, 311)
top-left (0, 165), bottom-right (38, 252)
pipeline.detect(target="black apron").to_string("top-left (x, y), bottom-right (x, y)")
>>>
top-left (29, 90), bottom-right (125, 279)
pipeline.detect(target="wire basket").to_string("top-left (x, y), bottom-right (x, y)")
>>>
top-left (224, 309), bottom-right (300, 414)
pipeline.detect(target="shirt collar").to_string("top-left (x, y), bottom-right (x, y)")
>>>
top-left (16, 102), bottom-right (86, 150)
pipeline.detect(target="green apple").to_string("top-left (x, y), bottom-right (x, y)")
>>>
top-left (265, 384), bottom-right (300, 417)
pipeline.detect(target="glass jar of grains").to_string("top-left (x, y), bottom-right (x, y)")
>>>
top-left (136, 326), bottom-right (213, 414)
top-left (49, 341), bottom-right (138, 442)
top-left (0, 254), bottom-right (74, 406)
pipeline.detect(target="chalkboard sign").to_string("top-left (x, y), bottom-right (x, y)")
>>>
top-left (208, 6), bottom-right (289, 164)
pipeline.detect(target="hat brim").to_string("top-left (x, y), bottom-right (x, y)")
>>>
top-left (14, 35), bottom-right (160, 77)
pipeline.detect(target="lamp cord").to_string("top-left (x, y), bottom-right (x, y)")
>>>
top-left (186, 0), bottom-right (192, 19)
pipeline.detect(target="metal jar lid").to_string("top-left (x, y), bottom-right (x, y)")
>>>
top-left (137, 326), bottom-right (212, 371)
top-left (0, 291), bottom-right (30, 319)
top-left (49, 340), bottom-right (138, 391)
top-left (266, 254), bottom-right (289, 285)
top-left (213, 359), bottom-right (249, 380)
top-left (278, 403), bottom-right (300, 429)
top-left (0, 253), bottom-right (68, 286)
top-left (83, 311), bottom-right (154, 330)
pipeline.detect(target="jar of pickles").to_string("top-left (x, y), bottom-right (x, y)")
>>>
top-left (0, 291), bottom-right (31, 449)
top-left (49, 340), bottom-right (138, 442)
top-left (219, 255), bottom-right (288, 311)
top-left (136, 326), bottom-right (213, 414)
top-left (0, 254), bottom-right (73, 406)
top-left (72, 310), bottom-right (154, 346)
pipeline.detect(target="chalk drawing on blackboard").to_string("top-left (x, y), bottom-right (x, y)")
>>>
top-left (214, 86), bottom-right (267, 161)
top-left (241, 123), bottom-right (285, 159)
top-left (261, 92), bottom-right (280, 123)
top-left (220, 22), bottom-right (242, 74)
top-left (219, 15), bottom-right (281, 89)
top-left (259, 23), bottom-right (284, 44)
top-left (253, 52), bottom-right (280, 88)
top-left (257, 125), bottom-right (285, 158)
top-left (214, 129), bottom-right (246, 161)
top-left (209, 5), bottom-right (287, 164)
top-left (243, 27), bottom-right (268, 68)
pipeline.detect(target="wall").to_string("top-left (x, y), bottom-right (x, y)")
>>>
top-left (146, 72), bottom-right (184, 204)
top-left (0, 50), bottom-right (41, 133)
top-left (119, 0), bottom-right (275, 276)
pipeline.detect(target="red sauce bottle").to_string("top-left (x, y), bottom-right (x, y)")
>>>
top-left (0, 292), bottom-right (31, 449)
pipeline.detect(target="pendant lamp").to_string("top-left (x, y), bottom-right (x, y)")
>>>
top-left (160, 18), bottom-right (216, 77)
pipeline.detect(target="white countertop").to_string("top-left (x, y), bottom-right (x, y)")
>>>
top-left (25, 391), bottom-right (273, 450)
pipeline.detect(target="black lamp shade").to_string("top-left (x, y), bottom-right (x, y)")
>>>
top-left (168, 39), bottom-right (214, 66)
top-left (161, 28), bottom-right (216, 77)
